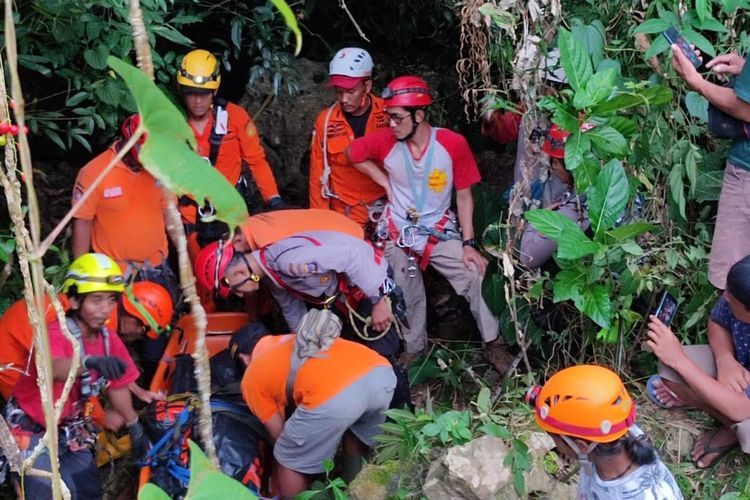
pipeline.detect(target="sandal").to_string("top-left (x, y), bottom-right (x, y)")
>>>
top-left (645, 375), bottom-right (693, 409)
top-left (692, 427), bottom-right (737, 469)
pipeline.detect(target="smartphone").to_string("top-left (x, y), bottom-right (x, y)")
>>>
top-left (663, 27), bottom-right (703, 70)
top-left (653, 291), bottom-right (679, 327)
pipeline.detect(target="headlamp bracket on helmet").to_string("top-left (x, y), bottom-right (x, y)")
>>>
top-left (382, 86), bottom-right (433, 100)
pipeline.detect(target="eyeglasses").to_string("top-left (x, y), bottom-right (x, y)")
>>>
top-left (386, 112), bottom-right (411, 125)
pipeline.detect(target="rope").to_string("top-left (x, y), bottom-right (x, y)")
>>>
top-left (343, 295), bottom-right (403, 342)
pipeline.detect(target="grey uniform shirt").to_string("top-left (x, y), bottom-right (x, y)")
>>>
top-left (252, 231), bottom-right (388, 330)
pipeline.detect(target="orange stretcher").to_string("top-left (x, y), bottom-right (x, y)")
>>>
top-left (139, 311), bottom-right (249, 489)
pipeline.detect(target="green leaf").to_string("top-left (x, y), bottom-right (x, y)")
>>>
top-left (571, 20), bottom-right (606, 67)
top-left (564, 130), bottom-right (591, 171)
top-left (476, 386), bottom-right (491, 412)
top-left (479, 422), bottom-right (511, 439)
top-left (186, 441), bottom-right (256, 498)
top-left (668, 163), bottom-right (687, 220)
top-left (269, 0), bottom-right (303, 56)
top-left (682, 27), bottom-right (716, 57)
top-left (619, 240), bottom-right (644, 255)
top-left (572, 155), bottom-right (601, 193)
top-left (574, 68), bottom-right (617, 109)
top-left (605, 116), bottom-right (638, 138)
top-left (150, 25), bottom-right (193, 46)
top-left (84, 45), bottom-right (110, 70)
top-left (633, 19), bottom-right (672, 34)
top-left (421, 423), bottom-right (441, 437)
top-left (481, 271), bottom-right (508, 317)
top-left (594, 85), bottom-right (673, 114)
top-left (138, 483), bottom-right (171, 500)
top-left (525, 209), bottom-right (602, 260)
top-left (644, 36), bottom-right (670, 61)
top-left (108, 57), bottom-right (249, 229)
top-left (696, 0), bottom-right (710, 21)
top-left (685, 91), bottom-right (708, 122)
top-left (0, 239), bottom-right (15, 263)
top-left (606, 221), bottom-right (655, 242)
top-left (558, 28), bottom-right (593, 93)
top-left (588, 126), bottom-right (628, 157)
top-left (588, 160), bottom-right (630, 238)
top-left (553, 268), bottom-right (586, 308)
top-left (583, 284), bottom-right (613, 328)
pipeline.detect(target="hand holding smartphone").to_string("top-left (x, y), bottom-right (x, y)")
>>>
top-left (663, 27), bottom-right (704, 70)
top-left (653, 291), bottom-right (679, 327)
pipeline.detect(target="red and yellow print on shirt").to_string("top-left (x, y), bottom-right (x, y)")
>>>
top-left (428, 169), bottom-right (449, 193)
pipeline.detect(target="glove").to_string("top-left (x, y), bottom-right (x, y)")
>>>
top-left (127, 419), bottom-right (150, 459)
top-left (83, 356), bottom-right (127, 380)
top-left (267, 196), bottom-right (290, 210)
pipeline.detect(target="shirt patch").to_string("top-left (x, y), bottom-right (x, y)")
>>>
top-left (320, 274), bottom-right (330, 284)
top-left (246, 122), bottom-right (257, 137)
top-left (287, 262), bottom-right (318, 276)
top-left (428, 169), bottom-right (448, 193)
top-left (103, 186), bottom-right (123, 198)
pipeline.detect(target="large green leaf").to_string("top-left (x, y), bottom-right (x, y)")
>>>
top-left (682, 27), bottom-right (716, 58)
top-left (186, 441), bottom-right (256, 498)
top-left (558, 28), bottom-right (593, 93)
top-left (685, 91), bottom-right (708, 122)
top-left (269, 0), bottom-right (302, 56)
top-left (571, 20), bottom-right (606, 67)
top-left (582, 283), bottom-right (613, 328)
top-left (588, 160), bottom-right (630, 238)
top-left (605, 116), bottom-right (638, 138)
top-left (552, 267), bottom-right (586, 308)
top-left (588, 126), bottom-right (628, 157)
top-left (481, 271), bottom-right (508, 317)
top-left (564, 130), bottom-right (591, 171)
top-left (573, 68), bottom-right (617, 109)
top-left (605, 221), bottom-right (655, 242)
top-left (633, 19), bottom-right (672, 34)
top-left (138, 484), bottom-right (171, 500)
top-left (572, 155), bottom-right (601, 193)
top-left (593, 85), bottom-right (673, 114)
top-left (525, 209), bottom-right (602, 260)
top-left (107, 57), bottom-right (248, 228)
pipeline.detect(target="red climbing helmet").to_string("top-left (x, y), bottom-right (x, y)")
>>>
top-left (194, 240), bottom-right (234, 299)
top-left (382, 76), bottom-right (433, 108)
top-left (542, 124), bottom-right (570, 159)
top-left (121, 114), bottom-right (147, 162)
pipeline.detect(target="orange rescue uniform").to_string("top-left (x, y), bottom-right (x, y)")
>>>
top-left (0, 295), bottom-right (69, 399)
top-left (72, 147), bottom-right (168, 268)
top-left (237, 208), bottom-right (364, 250)
top-left (241, 335), bottom-right (391, 423)
top-left (185, 101), bottom-right (278, 220)
top-left (309, 95), bottom-right (390, 226)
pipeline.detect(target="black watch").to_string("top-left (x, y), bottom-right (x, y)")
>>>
top-left (462, 238), bottom-right (479, 250)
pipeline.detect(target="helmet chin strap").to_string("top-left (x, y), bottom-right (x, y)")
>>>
top-left (561, 435), bottom-right (598, 476)
top-left (397, 109), bottom-right (421, 142)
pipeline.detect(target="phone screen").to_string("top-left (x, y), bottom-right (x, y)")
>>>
top-left (654, 291), bottom-right (679, 327)
top-left (663, 27), bottom-right (703, 69)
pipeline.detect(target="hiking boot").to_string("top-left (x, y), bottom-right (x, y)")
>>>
top-left (483, 339), bottom-right (515, 375)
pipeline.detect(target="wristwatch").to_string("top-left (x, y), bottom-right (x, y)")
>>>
top-left (462, 238), bottom-right (479, 250)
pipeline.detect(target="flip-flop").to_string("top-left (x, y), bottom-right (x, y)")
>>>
top-left (645, 375), bottom-right (693, 409)
top-left (692, 427), bottom-right (736, 469)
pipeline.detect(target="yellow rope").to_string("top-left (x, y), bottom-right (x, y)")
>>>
top-left (343, 295), bottom-right (403, 342)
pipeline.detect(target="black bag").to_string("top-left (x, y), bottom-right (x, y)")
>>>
top-left (708, 79), bottom-right (750, 139)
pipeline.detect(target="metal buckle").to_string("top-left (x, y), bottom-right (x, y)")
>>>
top-left (396, 226), bottom-right (417, 248)
top-left (198, 202), bottom-right (216, 219)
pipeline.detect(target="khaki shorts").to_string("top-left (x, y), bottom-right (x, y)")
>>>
top-left (273, 366), bottom-right (396, 474)
top-left (658, 344), bottom-right (750, 453)
top-left (708, 162), bottom-right (750, 289)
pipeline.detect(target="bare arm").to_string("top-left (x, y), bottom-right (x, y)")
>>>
top-left (52, 357), bottom-right (76, 382)
top-left (648, 316), bottom-right (750, 422)
top-left (672, 47), bottom-right (750, 122)
top-left (107, 385), bottom-right (138, 426)
top-left (709, 318), bottom-right (750, 392)
top-left (71, 218), bottom-right (93, 258)
top-left (263, 412), bottom-right (284, 443)
top-left (456, 187), bottom-right (487, 274)
top-left (349, 155), bottom-right (392, 202)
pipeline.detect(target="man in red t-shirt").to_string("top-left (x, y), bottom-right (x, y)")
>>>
top-left (8, 254), bottom-right (149, 499)
top-left (349, 76), bottom-right (508, 370)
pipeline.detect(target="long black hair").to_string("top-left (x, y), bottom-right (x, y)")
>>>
top-left (591, 432), bottom-right (657, 466)
top-left (727, 254), bottom-right (750, 310)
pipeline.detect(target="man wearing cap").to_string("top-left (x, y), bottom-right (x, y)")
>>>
top-left (309, 47), bottom-right (390, 227)
top-left (349, 75), bottom-right (508, 371)
top-left (176, 49), bottom-right (287, 260)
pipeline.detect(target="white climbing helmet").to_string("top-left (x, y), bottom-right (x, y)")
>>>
top-left (328, 48), bottom-right (373, 88)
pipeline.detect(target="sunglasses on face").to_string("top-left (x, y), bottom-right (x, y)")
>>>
top-left (386, 112), bottom-right (411, 125)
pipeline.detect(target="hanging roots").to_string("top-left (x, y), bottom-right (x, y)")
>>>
top-left (456, 0), bottom-right (493, 121)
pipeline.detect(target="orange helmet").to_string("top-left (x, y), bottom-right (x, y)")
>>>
top-left (194, 240), bottom-right (234, 299)
top-left (382, 76), bottom-right (433, 108)
top-left (541, 124), bottom-right (570, 159)
top-left (122, 282), bottom-right (174, 340)
top-left (526, 365), bottom-right (636, 443)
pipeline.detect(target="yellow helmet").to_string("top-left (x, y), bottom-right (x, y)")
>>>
top-left (62, 253), bottom-right (125, 295)
top-left (177, 49), bottom-right (221, 91)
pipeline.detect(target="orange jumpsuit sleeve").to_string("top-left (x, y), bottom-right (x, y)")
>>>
top-left (234, 104), bottom-right (280, 202)
top-left (308, 109), bottom-right (330, 210)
